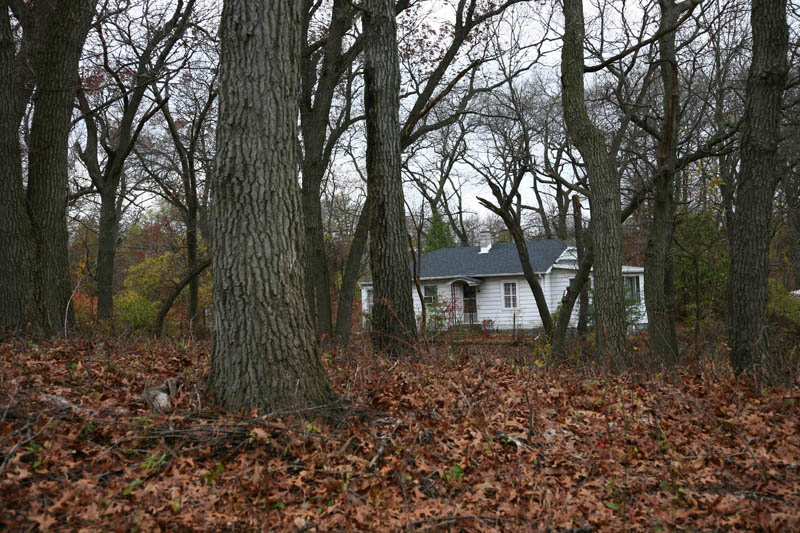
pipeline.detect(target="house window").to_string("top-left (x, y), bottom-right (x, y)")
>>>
top-left (424, 285), bottom-right (438, 307)
top-left (624, 276), bottom-right (640, 302)
top-left (365, 289), bottom-right (374, 313)
top-left (503, 282), bottom-right (517, 309)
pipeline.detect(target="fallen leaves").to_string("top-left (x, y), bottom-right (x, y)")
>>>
top-left (0, 337), bottom-right (798, 530)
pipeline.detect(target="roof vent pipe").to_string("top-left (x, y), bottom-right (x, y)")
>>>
top-left (478, 230), bottom-right (492, 254)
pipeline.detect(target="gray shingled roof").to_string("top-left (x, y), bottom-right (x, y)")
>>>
top-left (411, 239), bottom-right (571, 279)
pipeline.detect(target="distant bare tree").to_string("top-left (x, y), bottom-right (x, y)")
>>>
top-left (75, 0), bottom-right (197, 322)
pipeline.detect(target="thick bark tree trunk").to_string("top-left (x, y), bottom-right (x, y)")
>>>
top-left (211, 0), bottom-right (336, 412)
top-left (0, 0), bottom-right (95, 334)
top-left (363, 0), bottom-right (417, 357)
top-left (644, 0), bottom-right (681, 364)
top-left (0, 4), bottom-right (35, 330)
top-left (95, 187), bottom-right (118, 321)
top-left (727, 0), bottom-right (788, 376)
top-left (333, 202), bottom-right (370, 345)
top-left (561, 0), bottom-right (626, 370)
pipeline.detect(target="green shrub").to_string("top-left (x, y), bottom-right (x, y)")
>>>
top-left (767, 279), bottom-right (800, 332)
top-left (673, 210), bottom-right (729, 322)
top-left (116, 290), bottom-right (159, 332)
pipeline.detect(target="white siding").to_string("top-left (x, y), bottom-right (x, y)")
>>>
top-left (359, 285), bottom-right (372, 327)
top-left (548, 268), bottom-right (583, 326)
top-left (474, 276), bottom-right (545, 330)
top-left (411, 281), bottom-right (464, 327)
top-left (360, 268), bottom-right (648, 331)
top-left (411, 282), bottom-right (453, 314)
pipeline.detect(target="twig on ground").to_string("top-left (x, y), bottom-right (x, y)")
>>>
top-left (738, 434), bottom-right (768, 482)
top-left (368, 419), bottom-right (401, 471)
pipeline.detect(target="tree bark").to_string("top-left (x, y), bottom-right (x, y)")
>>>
top-left (783, 175), bottom-right (800, 290)
top-left (561, 0), bottom-right (626, 370)
top-left (333, 202), bottom-right (370, 345)
top-left (727, 0), bottom-right (788, 376)
top-left (299, 0), bottom-right (357, 341)
top-left (0, 3), bottom-right (35, 331)
top-left (0, 0), bottom-right (95, 334)
top-left (644, 0), bottom-right (682, 365)
top-left (186, 203), bottom-right (199, 326)
top-left (552, 238), bottom-right (594, 361)
top-left (302, 194), bottom-right (334, 339)
top-left (95, 187), bottom-right (118, 320)
top-left (363, 0), bottom-right (417, 357)
top-left (210, 0), bottom-right (336, 412)
top-left (572, 195), bottom-right (590, 336)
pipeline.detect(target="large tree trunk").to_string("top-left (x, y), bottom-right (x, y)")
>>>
top-left (0, 0), bottom-right (95, 334)
top-left (95, 187), bottom-right (118, 321)
top-left (727, 0), bottom-right (788, 376)
top-left (0, 4), bottom-right (35, 331)
top-left (561, 0), bottom-right (626, 370)
top-left (333, 202), bottom-right (370, 345)
top-left (0, 151), bottom-right (35, 331)
top-left (363, 0), bottom-right (417, 357)
top-left (644, 0), bottom-right (681, 364)
top-left (210, 0), bottom-right (336, 412)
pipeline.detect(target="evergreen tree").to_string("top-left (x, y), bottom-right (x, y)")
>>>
top-left (425, 209), bottom-right (456, 252)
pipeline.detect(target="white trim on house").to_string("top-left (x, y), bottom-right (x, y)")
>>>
top-left (502, 281), bottom-right (518, 309)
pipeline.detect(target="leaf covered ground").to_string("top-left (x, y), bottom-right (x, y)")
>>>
top-left (1, 337), bottom-right (799, 531)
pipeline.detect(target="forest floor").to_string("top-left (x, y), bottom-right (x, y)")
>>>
top-left (1, 335), bottom-right (799, 531)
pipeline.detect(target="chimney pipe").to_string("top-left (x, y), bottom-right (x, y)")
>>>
top-left (479, 230), bottom-right (492, 254)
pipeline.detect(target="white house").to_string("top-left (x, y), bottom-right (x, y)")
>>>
top-left (359, 232), bottom-right (647, 331)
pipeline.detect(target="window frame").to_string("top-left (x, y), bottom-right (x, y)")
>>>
top-left (423, 284), bottom-right (439, 307)
top-left (503, 281), bottom-right (518, 309)
top-left (624, 275), bottom-right (641, 302)
top-left (365, 288), bottom-right (374, 313)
